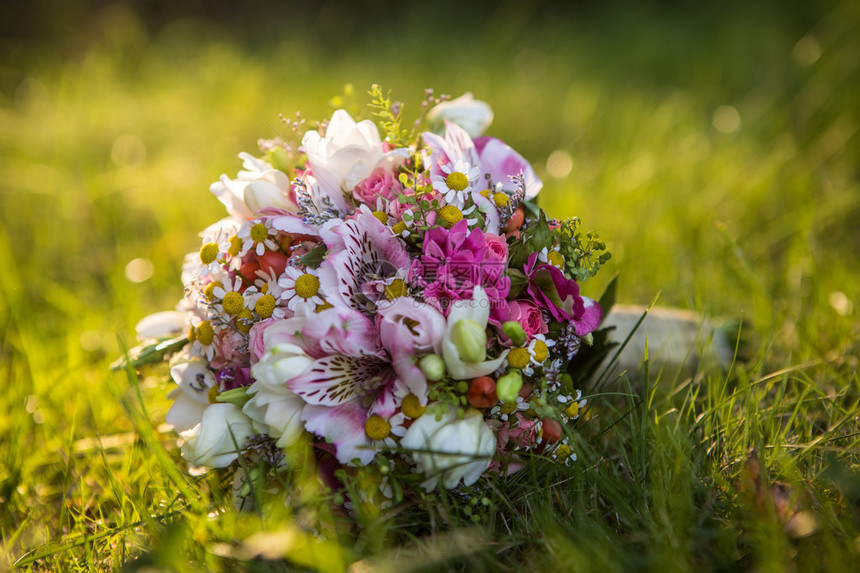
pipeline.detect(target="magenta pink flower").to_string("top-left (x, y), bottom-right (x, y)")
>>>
top-left (409, 219), bottom-right (510, 318)
top-left (523, 252), bottom-right (602, 336)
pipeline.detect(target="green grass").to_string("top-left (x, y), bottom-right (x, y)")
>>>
top-left (2, 0), bottom-right (860, 570)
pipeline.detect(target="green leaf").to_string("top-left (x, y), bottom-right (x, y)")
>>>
top-left (505, 268), bottom-right (529, 299)
top-left (597, 273), bottom-right (619, 319)
top-left (300, 244), bottom-right (327, 269)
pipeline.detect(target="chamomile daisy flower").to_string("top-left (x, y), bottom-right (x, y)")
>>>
top-left (278, 266), bottom-right (324, 312)
top-left (211, 276), bottom-right (250, 318)
top-left (557, 389), bottom-right (587, 421)
top-left (490, 395), bottom-right (529, 422)
top-left (365, 412), bottom-right (408, 451)
top-left (187, 318), bottom-right (218, 361)
top-left (432, 159), bottom-right (480, 209)
top-left (548, 437), bottom-right (577, 466)
top-left (538, 245), bottom-right (565, 269)
top-left (238, 218), bottom-right (279, 257)
top-left (505, 334), bottom-right (554, 376)
top-left (243, 268), bottom-right (287, 319)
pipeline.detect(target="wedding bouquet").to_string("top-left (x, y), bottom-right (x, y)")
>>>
top-left (126, 87), bottom-right (610, 509)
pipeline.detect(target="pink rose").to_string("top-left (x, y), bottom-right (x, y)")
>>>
top-left (352, 167), bottom-right (400, 206)
top-left (248, 317), bottom-right (276, 363)
top-left (483, 232), bottom-right (508, 263)
top-left (211, 328), bottom-right (249, 370)
top-left (507, 300), bottom-right (548, 337)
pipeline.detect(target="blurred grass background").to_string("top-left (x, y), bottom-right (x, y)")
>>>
top-left (2, 0), bottom-right (860, 570)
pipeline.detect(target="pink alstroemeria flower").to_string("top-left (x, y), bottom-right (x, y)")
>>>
top-left (473, 136), bottom-right (543, 200)
top-left (523, 252), bottom-right (602, 336)
top-left (318, 205), bottom-right (412, 316)
top-left (260, 304), bottom-right (428, 466)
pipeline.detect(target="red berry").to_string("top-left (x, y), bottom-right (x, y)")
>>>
top-left (541, 418), bottom-right (563, 443)
top-left (259, 251), bottom-right (288, 276)
top-left (467, 376), bottom-right (498, 409)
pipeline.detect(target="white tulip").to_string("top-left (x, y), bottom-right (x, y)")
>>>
top-left (401, 407), bottom-right (496, 491)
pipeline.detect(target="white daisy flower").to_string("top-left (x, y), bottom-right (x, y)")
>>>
top-left (278, 266), bottom-right (324, 312)
top-left (188, 219), bottom-right (243, 280)
top-left (490, 395), bottom-right (529, 422)
top-left (237, 218), bottom-right (279, 257)
top-left (557, 389), bottom-right (587, 421)
top-left (537, 246), bottom-right (565, 269)
top-left (188, 317), bottom-right (218, 361)
top-left (432, 159), bottom-right (480, 209)
top-left (548, 437), bottom-right (577, 466)
top-left (368, 411), bottom-right (408, 452)
top-left (211, 275), bottom-right (251, 318)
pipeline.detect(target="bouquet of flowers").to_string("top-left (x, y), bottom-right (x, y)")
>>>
top-left (125, 87), bottom-right (611, 509)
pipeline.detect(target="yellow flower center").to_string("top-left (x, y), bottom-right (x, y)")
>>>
top-left (508, 347), bottom-right (531, 369)
top-left (222, 291), bottom-right (244, 316)
top-left (203, 281), bottom-right (222, 302)
top-left (228, 235), bottom-right (243, 257)
top-left (372, 210), bottom-right (388, 225)
top-left (315, 301), bottom-right (333, 313)
top-left (401, 393), bottom-right (426, 419)
top-left (493, 192), bottom-right (510, 208)
top-left (564, 401), bottom-right (580, 418)
top-left (199, 242), bottom-right (219, 265)
top-left (364, 414), bottom-right (391, 441)
top-left (479, 189), bottom-right (492, 199)
top-left (547, 250), bottom-right (565, 269)
top-left (255, 294), bottom-right (277, 319)
top-left (250, 223), bottom-right (269, 243)
top-left (533, 339), bottom-right (549, 363)
top-left (384, 279), bottom-right (407, 301)
top-left (294, 273), bottom-right (320, 299)
top-left (187, 325), bottom-right (196, 343)
top-left (391, 221), bottom-right (407, 235)
top-left (196, 321), bottom-right (214, 345)
top-left (555, 444), bottom-right (572, 459)
top-left (438, 205), bottom-right (463, 228)
top-left (235, 308), bottom-right (254, 334)
top-left (208, 385), bottom-right (220, 404)
top-left (500, 401), bottom-right (518, 415)
top-left (445, 171), bottom-right (469, 192)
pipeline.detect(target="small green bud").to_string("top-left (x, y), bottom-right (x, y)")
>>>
top-left (583, 332), bottom-right (594, 346)
top-left (455, 380), bottom-right (469, 394)
top-left (216, 387), bottom-right (250, 407)
top-left (451, 319), bottom-right (487, 363)
top-left (502, 321), bottom-right (527, 346)
top-left (496, 370), bottom-right (523, 403)
top-left (419, 354), bottom-right (446, 381)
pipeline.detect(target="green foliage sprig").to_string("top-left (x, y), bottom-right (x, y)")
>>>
top-left (368, 84), bottom-right (411, 148)
top-left (555, 217), bottom-right (611, 282)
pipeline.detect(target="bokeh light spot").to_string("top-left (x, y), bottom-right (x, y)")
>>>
top-left (712, 105), bottom-right (741, 134)
top-left (546, 150), bottom-right (573, 179)
top-left (125, 258), bottom-right (154, 282)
